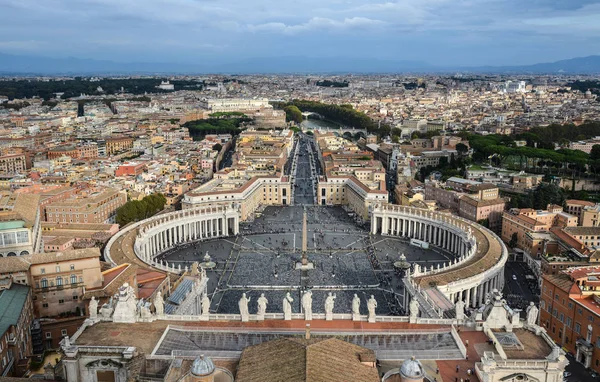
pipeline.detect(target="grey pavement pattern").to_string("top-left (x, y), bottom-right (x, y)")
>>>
top-left (159, 205), bottom-right (455, 316)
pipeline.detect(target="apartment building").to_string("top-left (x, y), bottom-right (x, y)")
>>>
top-left (501, 206), bottom-right (578, 255)
top-left (183, 174), bottom-right (292, 221)
top-left (29, 248), bottom-right (103, 318)
top-left (0, 279), bottom-right (33, 377)
top-left (0, 154), bottom-right (27, 175)
top-left (582, 205), bottom-right (600, 227)
top-left (540, 266), bottom-right (600, 371)
top-left (105, 136), bottom-right (134, 155)
top-left (566, 199), bottom-right (596, 224)
top-left (0, 193), bottom-right (43, 257)
top-left (115, 162), bottom-right (146, 177)
top-left (199, 98), bottom-right (271, 112)
top-left (45, 188), bottom-right (127, 224)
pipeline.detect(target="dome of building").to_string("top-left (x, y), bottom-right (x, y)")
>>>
top-left (191, 354), bottom-right (215, 376)
top-left (400, 356), bottom-right (424, 379)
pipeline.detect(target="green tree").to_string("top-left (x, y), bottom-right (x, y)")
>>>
top-left (509, 233), bottom-right (518, 248)
top-left (283, 105), bottom-right (303, 124)
top-left (212, 143), bottom-right (223, 152)
top-left (456, 143), bottom-right (469, 156)
top-left (591, 144), bottom-right (600, 161)
top-left (116, 193), bottom-right (166, 225)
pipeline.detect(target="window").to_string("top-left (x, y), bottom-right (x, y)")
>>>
top-left (56, 277), bottom-right (63, 286)
top-left (559, 313), bottom-right (564, 322)
top-left (61, 329), bottom-right (67, 336)
top-left (553, 309), bottom-right (558, 317)
top-left (540, 300), bottom-right (546, 310)
top-left (578, 308), bottom-right (583, 315)
top-left (566, 317), bottom-right (572, 327)
top-left (70, 264), bottom-right (75, 270)
top-left (58, 299), bottom-right (64, 304)
top-left (55, 266), bottom-right (60, 273)
top-left (70, 275), bottom-right (77, 284)
top-left (576, 322), bottom-right (581, 334)
top-left (45, 332), bottom-right (51, 339)
top-left (569, 302), bottom-right (573, 309)
top-left (42, 303), bottom-right (48, 308)
top-left (40, 268), bottom-right (45, 274)
top-left (41, 278), bottom-right (47, 288)
top-left (73, 296), bottom-right (78, 300)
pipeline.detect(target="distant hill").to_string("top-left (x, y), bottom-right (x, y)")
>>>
top-left (461, 55), bottom-right (600, 74)
top-left (0, 52), bottom-right (598, 75)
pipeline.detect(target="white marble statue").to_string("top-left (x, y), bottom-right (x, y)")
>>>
top-left (455, 300), bottom-right (466, 321)
top-left (112, 282), bottom-right (138, 323)
top-left (154, 291), bottom-right (164, 316)
top-left (257, 293), bottom-right (268, 319)
top-left (283, 292), bottom-right (294, 320)
top-left (239, 293), bottom-right (251, 322)
top-left (89, 296), bottom-right (98, 320)
top-left (409, 299), bottom-right (420, 320)
top-left (140, 301), bottom-right (152, 319)
top-left (526, 302), bottom-right (539, 326)
top-left (367, 295), bottom-right (377, 323)
top-left (325, 292), bottom-right (336, 320)
top-left (352, 294), bottom-right (361, 320)
top-left (302, 290), bottom-right (313, 321)
top-left (201, 294), bottom-right (210, 317)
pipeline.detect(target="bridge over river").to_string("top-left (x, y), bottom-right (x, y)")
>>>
top-left (300, 119), bottom-right (368, 137)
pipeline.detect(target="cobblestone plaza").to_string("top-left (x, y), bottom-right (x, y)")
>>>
top-left (158, 205), bottom-right (454, 316)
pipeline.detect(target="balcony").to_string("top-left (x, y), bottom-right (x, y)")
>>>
top-left (36, 282), bottom-right (83, 292)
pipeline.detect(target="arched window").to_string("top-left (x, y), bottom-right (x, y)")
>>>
top-left (56, 277), bottom-right (63, 286)
top-left (41, 278), bottom-right (47, 288)
top-left (70, 275), bottom-right (77, 284)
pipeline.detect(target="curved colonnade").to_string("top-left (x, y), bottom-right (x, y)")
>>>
top-left (105, 203), bottom-right (507, 313)
top-left (371, 204), bottom-right (508, 309)
top-left (104, 206), bottom-right (240, 273)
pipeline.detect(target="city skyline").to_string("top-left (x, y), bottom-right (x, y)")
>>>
top-left (1, 0), bottom-right (599, 68)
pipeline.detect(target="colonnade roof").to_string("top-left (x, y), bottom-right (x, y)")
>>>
top-left (414, 222), bottom-right (504, 287)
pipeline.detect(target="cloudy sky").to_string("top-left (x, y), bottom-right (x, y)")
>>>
top-left (0, 0), bottom-right (598, 66)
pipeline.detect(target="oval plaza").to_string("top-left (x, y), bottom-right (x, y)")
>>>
top-left (69, 132), bottom-right (566, 382)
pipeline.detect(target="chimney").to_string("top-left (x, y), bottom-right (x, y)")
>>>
top-left (305, 324), bottom-right (311, 340)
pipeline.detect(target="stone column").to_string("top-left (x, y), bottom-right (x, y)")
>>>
top-left (465, 287), bottom-right (471, 308)
top-left (472, 285), bottom-right (478, 308)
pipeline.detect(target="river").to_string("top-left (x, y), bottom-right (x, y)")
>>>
top-left (300, 118), bottom-right (342, 132)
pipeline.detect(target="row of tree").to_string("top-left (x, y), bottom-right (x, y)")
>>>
top-left (116, 194), bottom-right (167, 226)
top-left (466, 133), bottom-right (600, 176)
top-left (183, 116), bottom-right (251, 140)
top-left (274, 100), bottom-right (378, 132)
top-left (0, 78), bottom-right (201, 100)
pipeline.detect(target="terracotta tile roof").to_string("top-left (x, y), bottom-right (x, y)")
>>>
top-left (566, 199), bottom-right (595, 207)
top-left (564, 226), bottom-right (600, 236)
top-left (84, 263), bottom-right (138, 300)
top-left (29, 248), bottom-right (101, 265)
top-left (0, 256), bottom-right (32, 274)
top-left (236, 337), bottom-right (379, 382)
top-left (542, 272), bottom-right (575, 293)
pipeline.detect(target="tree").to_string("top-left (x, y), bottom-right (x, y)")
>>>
top-left (283, 105), bottom-right (303, 124)
top-left (509, 233), bottom-right (518, 248)
top-left (591, 144), bottom-right (600, 161)
top-left (532, 183), bottom-right (565, 210)
top-left (116, 193), bottom-right (167, 226)
top-left (456, 143), bottom-right (469, 156)
top-left (212, 143), bottom-right (223, 152)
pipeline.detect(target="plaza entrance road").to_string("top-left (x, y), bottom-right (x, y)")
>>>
top-left (292, 134), bottom-right (317, 205)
